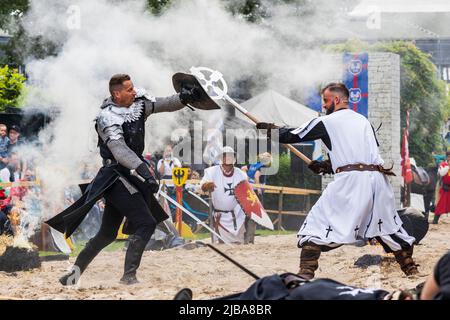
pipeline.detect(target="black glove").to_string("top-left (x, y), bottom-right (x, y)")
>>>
top-left (179, 84), bottom-right (203, 106)
top-left (308, 159), bottom-right (333, 175)
top-left (135, 162), bottom-right (160, 193)
top-left (256, 122), bottom-right (279, 130)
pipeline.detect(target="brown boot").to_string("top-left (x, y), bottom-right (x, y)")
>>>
top-left (298, 243), bottom-right (322, 280)
top-left (393, 246), bottom-right (419, 276)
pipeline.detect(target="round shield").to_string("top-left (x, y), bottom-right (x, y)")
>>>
top-left (398, 207), bottom-right (429, 244)
top-left (172, 72), bottom-right (221, 110)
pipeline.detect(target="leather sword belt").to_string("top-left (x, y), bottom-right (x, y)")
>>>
top-left (335, 163), bottom-right (396, 176)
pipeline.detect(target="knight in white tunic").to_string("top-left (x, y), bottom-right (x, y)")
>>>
top-left (257, 82), bottom-right (418, 279)
top-left (199, 146), bottom-right (248, 244)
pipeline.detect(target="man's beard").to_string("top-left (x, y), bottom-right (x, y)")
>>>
top-left (326, 102), bottom-right (335, 115)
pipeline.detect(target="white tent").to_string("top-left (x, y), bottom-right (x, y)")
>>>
top-left (237, 89), bottom-right (319, 127)
top-left (238, 90), bottom-right (323, 160)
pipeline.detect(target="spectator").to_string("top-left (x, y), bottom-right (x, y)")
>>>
top-left (0, 124), bottom-right (10, 170)
top-left (157, 145), bottom-right (181, 180)
top-left (434, 151), bottom-right (450, 224)
top-left (241, 152), bottom-right (272, 195)
top-left (0, 163), bottom-right (10, 183)
top-left (7, 125), bottom-right (21, 154)
top-left (6, 152), bottom-right (22, 182)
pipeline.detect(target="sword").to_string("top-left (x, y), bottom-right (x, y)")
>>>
top-left (195, 241), bottom-right (260, 280)
top-left (158, 189), bottom-right (231, 245)
top-left (189, 66), bottom-right (312, 165)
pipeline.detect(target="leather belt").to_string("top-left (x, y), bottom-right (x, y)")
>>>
top-left (213, 208), bottom-right (233, 213)
top-left (335, 163), bottom-right (396, 176)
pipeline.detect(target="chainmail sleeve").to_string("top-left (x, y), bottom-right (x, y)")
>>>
top-left (144, 94), bottom-right (185, 116)
top-left (106, 139), bottom-right (143, 170)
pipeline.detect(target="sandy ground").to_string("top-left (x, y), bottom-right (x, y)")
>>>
top-left (1, 215), bottom-right (450, 300)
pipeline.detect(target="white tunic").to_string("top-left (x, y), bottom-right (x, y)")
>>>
top-left (200, 166), bottom-right (248, 243)
top-left (290, 109), bottom-right (415, 247)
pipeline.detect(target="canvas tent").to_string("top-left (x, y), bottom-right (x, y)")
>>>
top-left (237, 90), bottom-right (319, 127)
top-left (238, 90), bottom-right (323, 160)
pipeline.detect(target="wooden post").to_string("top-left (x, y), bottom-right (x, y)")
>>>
top-left (277, 190), bottom-right (284, 231)
top-left (305, 194), bottom-right (311, 212)
top-left (176, 186), bottom-right (183, 235)
top-left (208, 193), bottom-right (214, 243)
top-left (405, 183), bottom-right (411, 207)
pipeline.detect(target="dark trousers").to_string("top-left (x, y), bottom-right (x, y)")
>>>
top-left (87, 180), bottom-right (157, 252)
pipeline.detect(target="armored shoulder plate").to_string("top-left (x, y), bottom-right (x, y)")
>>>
top-left (135, 87), bottom-right (156, 102)
top-left (97, 106), bottom-right (125, 132)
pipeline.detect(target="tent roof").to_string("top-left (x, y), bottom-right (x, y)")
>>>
top-left (238, 90), bottom-right (319, 127)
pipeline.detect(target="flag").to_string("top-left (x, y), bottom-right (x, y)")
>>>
top-left (401, 127), bottom-right (413, 184)
top-left (343, 52), bottom-right (369, 118)
top-left (305, 52), bottom-right (369, 117)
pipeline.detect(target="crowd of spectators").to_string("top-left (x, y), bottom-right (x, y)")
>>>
top-left (0, 123), bottom-right (36, 236)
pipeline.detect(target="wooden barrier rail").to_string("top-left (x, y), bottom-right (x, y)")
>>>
top-left (1, 178), bottom-right (320, 231)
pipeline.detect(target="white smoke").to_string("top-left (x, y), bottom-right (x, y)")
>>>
top-left (15, 0), bottom-right (343, 228)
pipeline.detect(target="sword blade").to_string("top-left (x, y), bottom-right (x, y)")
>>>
top-left (158, 190), bottom-right (231, 245)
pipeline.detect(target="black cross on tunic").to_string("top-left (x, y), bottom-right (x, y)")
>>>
top-left (326, 226), bottom-right (333, 238)
top-left (354, 226), bottom-right (360, 239)
top-left (301, 221), bottom-right (307, 231)
top-left (378, 219), bottom-right (383, 232)
top-left (393, 215), bottom-right (398, 225)
top-left (224, 183), bottom-right (234, 196)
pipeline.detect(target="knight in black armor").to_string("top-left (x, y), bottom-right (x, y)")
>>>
top-left (46, 74), bottom-right (207, 285)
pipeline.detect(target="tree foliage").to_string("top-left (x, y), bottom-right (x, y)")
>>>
top-left (146, 0), bottom-right (172, 15)
top-left (328, 39), bottom-right (450, 166)
top-left (0, 65), bottom-right (26, 111)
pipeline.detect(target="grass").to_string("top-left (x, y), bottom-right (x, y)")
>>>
top-left (39, 240), bottom-right (127, 257)
top-left (68, 240), bottom-right (126, 257)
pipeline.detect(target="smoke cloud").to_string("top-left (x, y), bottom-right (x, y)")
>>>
top-left (15, 0), bottom-right (346, 230)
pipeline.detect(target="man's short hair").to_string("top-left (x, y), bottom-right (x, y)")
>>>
top-left (321, 82), bottom-right (350, 100)
top-left (9, 125), bottom-right (20, 133)
top-left (109, 74), bottom-right (131, 95)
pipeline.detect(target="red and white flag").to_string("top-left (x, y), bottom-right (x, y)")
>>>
top-left (401, 110), bottom-right (413, 184)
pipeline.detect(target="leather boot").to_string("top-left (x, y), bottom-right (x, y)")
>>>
top-left (298, 243), bottom-right (322, 280)
top-left (393, 246), bottom-right (419, 276)
top-left (120, 235), bottom-right (147, 285)
top-left (59, 240), bottom-right (100, 286)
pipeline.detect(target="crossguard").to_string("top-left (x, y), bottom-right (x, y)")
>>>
top-left (190, 66), bottom-right (228, 100)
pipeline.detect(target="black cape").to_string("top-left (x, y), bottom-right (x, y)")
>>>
top-left (45, 165), bottom-right (168, 237)
top-left (217, 273), bottom-right (389, 300)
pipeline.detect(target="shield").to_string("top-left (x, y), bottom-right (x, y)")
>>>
top-left (172, 72), bottom-right (221, 110)
top-left (172, 167), bottom-right (189, 187)
top-left (234, 180), bottom-right (274, 230)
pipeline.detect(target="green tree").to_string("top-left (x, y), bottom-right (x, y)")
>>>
top-left (0, 64), bottom-right (26, 111)
top-left (146, 0), bottom-right (172, 15)
top-left (328, 40), bottom-right (450, 166)
top-left (0, 0), bottom-right (29, 29)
